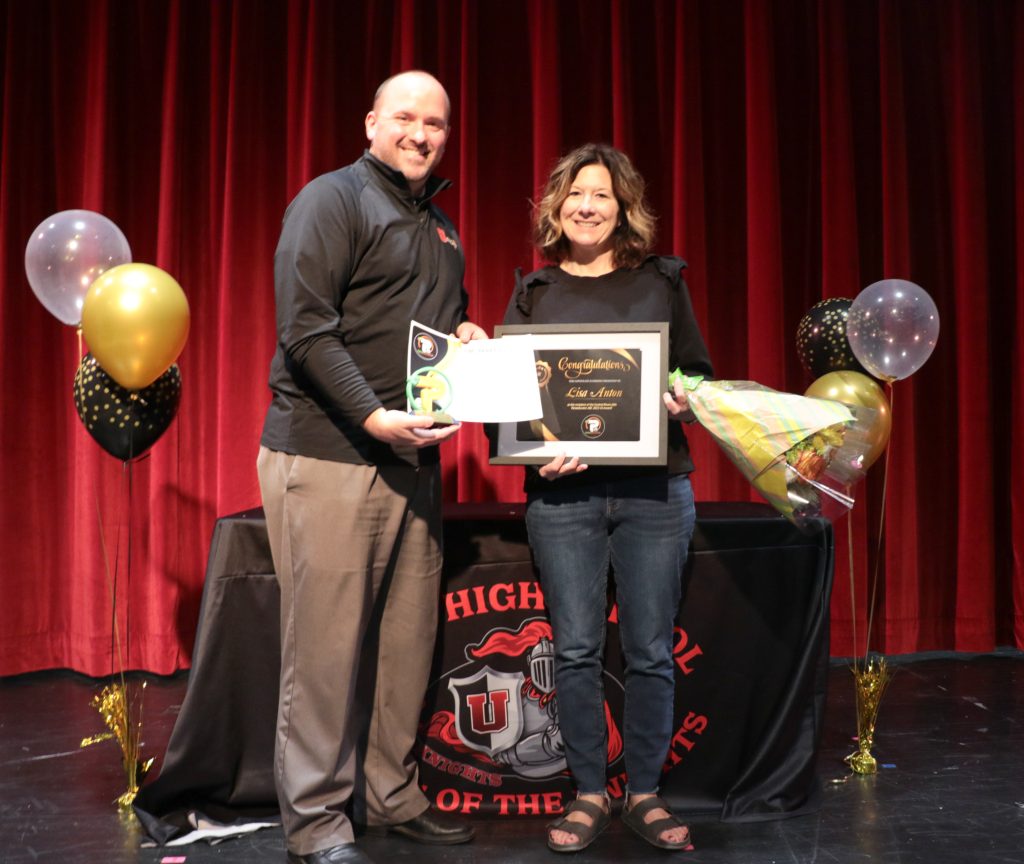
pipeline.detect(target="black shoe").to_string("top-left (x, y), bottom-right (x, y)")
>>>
top-left (365, 807), bottom-right (475, 845)
top-left (286, 843), bottom-right (375, 864)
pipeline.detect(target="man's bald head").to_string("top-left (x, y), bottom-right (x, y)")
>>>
top-left (365, 71), bottom-right (452, 196)
top-left (372, 71), bottom-right (451, 123)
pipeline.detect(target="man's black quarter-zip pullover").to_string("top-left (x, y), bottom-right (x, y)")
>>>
top-left (261, 151), bottom-right (468, 467)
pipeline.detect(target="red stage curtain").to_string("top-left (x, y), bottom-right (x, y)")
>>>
top-left (1, 0), bottom-right (1020, 676)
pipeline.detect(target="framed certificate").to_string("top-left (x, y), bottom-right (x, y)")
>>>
top-left (489, 322), bottom-right (669, 466)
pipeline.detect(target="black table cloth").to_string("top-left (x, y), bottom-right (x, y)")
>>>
top-left (135, 502), bottom-right (833, 843)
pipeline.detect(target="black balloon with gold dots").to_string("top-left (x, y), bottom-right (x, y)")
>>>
top-left (73, 354), bottom-right (181, 461)
top-left (795, 298), bottom-right (868, 378)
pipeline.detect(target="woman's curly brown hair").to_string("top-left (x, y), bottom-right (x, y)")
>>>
top-left (532, 143), bottom-right (656, 269)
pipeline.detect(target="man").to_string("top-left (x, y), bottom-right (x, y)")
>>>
top-left (257, 70), bottom-right (485, 864)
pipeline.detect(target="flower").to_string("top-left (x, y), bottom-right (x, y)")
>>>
top-left (670, 371), bottom-right (868, 525)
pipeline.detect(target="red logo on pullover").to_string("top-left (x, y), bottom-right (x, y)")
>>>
top-left (437, 226), bottom-right (458, 251)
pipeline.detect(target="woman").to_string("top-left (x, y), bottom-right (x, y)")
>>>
top-left (502, 143), bottom-right (713, 853)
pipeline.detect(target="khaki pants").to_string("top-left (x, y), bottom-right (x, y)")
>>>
top-left (257, 447), bottom-right (441, 855)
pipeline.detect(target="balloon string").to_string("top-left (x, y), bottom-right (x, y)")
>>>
top-left (93, 469), bottom-right (125, 680)
top-left (847, 488), bottom-right (858, 672)
top-left (124, 458), bottom-right (133, 673)
top-left (112, 456), bottom-right (130, 683)
top-left (863, 382), bottom-right (893, 664)
top-left (120, 400), bottom-right (140, 672)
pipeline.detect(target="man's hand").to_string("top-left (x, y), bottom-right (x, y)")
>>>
top-left (455, 320), bottom-right (488, 342)
top-left (362, 408), bottom-right (461, 447)
top-left (538, 452), bottom-right (588, 481)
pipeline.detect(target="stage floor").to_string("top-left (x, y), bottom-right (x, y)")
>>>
top-left (2, 651), bottom-right (1023, 864)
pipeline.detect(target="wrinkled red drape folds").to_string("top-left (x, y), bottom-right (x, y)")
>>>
top-left (1, 0), bottom-right (1021, 676)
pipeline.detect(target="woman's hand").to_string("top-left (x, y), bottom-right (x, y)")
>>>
top-left (538, 452), bottom-right (588, 480)
top-left (663, 378), bottom-right (696, 422)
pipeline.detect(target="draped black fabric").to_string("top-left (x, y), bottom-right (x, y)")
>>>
top-left (134, 504), bottom-right (832, 838)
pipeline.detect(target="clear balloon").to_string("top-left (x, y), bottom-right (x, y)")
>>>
top-left (81, 263), bottom-right (190, 390)
top-left (804, 370), bottom-right (891, 471)
top-left (24, 210), bottom-right (132, 326)
top-left (846, 279), bottom-right (939, 381)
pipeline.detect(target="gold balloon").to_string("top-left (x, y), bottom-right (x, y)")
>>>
top-left (82, 263), bottom-right (190, 390)
top-left (805, 370), bottom-right (891, 470)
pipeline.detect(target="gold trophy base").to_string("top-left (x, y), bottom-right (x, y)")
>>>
top-left (845, 746), bottom-right (878, 774)
top-left (417, 410), bottom-right (456, 427)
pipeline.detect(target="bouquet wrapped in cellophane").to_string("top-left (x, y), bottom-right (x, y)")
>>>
top-left (670, 372), bottom-right (873, 526)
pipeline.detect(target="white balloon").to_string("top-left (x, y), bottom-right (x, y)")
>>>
top-left (846, 279), bottom-right (940, 381)
top-left (24, 209), bottom-right (131, 326)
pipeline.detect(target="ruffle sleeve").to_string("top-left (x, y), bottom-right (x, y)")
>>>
top-left (502, 266), bottom-right (558, 325)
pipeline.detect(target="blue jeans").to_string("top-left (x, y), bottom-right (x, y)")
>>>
top-left (525, 473), bottom-right (696, 795)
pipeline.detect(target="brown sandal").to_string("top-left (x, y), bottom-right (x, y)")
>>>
top-left (546, 796), bottom-right (611, 853)
top-left (622, 795), bottom-right (693, 851)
